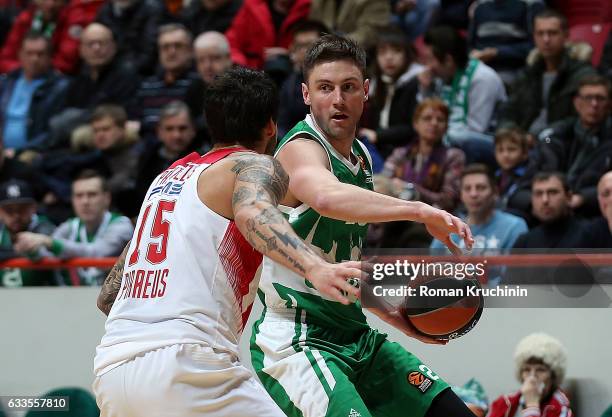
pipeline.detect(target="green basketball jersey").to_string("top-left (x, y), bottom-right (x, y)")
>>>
top-left (258, 115), bottom-right (374, 330)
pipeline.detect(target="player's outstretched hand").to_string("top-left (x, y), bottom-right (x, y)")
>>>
top-left (306, 261), bottom-right (364, 305)
top-left (419, 204), bottom-right (473, 255)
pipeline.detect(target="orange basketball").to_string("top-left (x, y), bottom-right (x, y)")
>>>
top-left (399, 275), bottom-right (484, 341)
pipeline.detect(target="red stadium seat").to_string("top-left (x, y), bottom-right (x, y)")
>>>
top-left (556, 0), bottom-right (612, 27)
top-left (569, 23), bottom-right (611, 66)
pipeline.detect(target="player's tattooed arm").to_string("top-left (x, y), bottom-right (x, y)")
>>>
top-left (229, 154), bottom-right (363, 305)
top-left (231, 154), bottom-right (320, 274)
top-left (97, 243), bottom-right (129, 316)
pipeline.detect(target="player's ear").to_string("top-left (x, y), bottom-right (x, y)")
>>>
top-left (263, 117), bottom-right (277, 139)
top-left (363, 78), bottom-right (370, 102)
top-left (302, 82), bottom-right (311, 106)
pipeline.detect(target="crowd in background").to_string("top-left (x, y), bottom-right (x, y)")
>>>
top-left (0, 0), bottom-right (611, 290)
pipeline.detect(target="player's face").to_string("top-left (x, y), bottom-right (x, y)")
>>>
top-left (303, 60), bottom-right (368, 143)
top-left (72, 178), bottom-right (111, 224)
top-left (0, 203), bottom-right (36, 234)
top-left (495, 140), bottom-right (526, 172)
top-left (460, 173), bottom-right (496, 219)
top-left (92, 116), bottom-right (124, 151)
top-left (531, 177), bottom-right (570, 223)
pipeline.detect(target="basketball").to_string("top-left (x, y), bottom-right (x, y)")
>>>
top-left (399, 273), bottom-right (484, 341)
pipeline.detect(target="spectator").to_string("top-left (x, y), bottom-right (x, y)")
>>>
top-left (422, 25), bottom-right (507, 166)
top-left (499, 9), bottom-right (595, 138)
top-left (360, 26), bottom-right (424, 158)
top-left (184, 31), bottom-right (233, 145)
top-left (431, 164), bottom-right (527, 272)
top-left (600, 30), bottom-right (612, 80)
top-left (277, 20), bottom-right (327, 138)
top-left (0, 33), bottom-right (70, 153)
top-left (309, 0), bottom-right (390, 49)
top-left (15, 170), bottom-right (133, 286)
top-left (226, 0), bottom-right (310, 74)
top-left (494, 127), bottom-right (531, 220)
top-left (372, 98), bottom-right (465, 247)
top-left (0, 137), bottom-right (46, 199)
top-left (468, 0), bottom-right (545, 85)
top-left (181, 0), bottom-right (241, 36)
top-left (49, 0), bottom-right (106, 74)
top-left (391, 0), bottom-right (440, 41)
top-left (132, 23), bottom-right (198, 138)
top-left (52, 22), bottom-right (140, 147)
top-left (0, 179), bottom-right (55, 286)
top-left (513, 172), bottom-right (586, 249)
top-left (571, 171), bottom-right (612, 248)
top-left (527, 75), bottom-right (612, 217)
top-left (130, 101), bottom-right (198, 216)
top-left (95, 0), bottom-right (161, 76)
top-left (488, 332), bottom-right (572, 417)
top-left (0, 0), bottom-right (66, 73)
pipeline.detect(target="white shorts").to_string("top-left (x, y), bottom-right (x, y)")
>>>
top-left (93, 343), bottom-right (286, 417)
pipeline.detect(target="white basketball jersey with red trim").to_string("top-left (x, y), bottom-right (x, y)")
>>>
top-left (94, 148), bottom-right (263, 376)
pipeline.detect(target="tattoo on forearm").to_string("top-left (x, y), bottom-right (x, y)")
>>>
top-left (98, 244), bottom-right (128, 315)
top-left (231, 155), bottom-right (289, 206)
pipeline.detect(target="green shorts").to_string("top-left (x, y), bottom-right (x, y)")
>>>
top-left (250, 308), bottom-right (450, 417)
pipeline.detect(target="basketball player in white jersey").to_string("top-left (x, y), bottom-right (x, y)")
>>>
top-left (92, 67), bottom-right (364, 417)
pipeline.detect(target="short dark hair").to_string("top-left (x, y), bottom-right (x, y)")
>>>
top-left (21, 31), bottom-right (52, 55)
top-left (203, 67), bottom-right (278, 148)
top-left (291, 20), bottom-right (329, 38)
top-left (532, 171), bottom-right (570, 193)
top-left (424, 26), bottom-right (468, 70)
top-left (302, 34), bottom-right (367, 82)
top-left (73, 169), bottom-right (109, 192)
top-left (534, 9), bottom-right (568, 32)
top-left (376, 25), bottom-right (415, 61)
top-left (460, 163), bottom-right (496, 189)
top-left (91, 104), bottom-right (127, 127)
top-left (494, 127), bottom-right (529, 152)
top-left (576, 74), bottom-right (612, 98)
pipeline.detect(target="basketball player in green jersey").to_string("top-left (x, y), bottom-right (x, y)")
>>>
top-left (251, 35), bottom-right (477, 417)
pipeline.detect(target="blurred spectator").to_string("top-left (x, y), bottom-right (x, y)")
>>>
top-left (571, 171), bottom-right (612, 248)
top-left (431, 164), bottom-right (527, 259)
top-left (226, 0), bottom-right (310, 76)
top-left (50, 0), bottom-right (106, 74)
top-left (499, 9), bottom-right (595, 138)
top-left (526, 75), bottom-right (612, 217)
top-left (391, 0), bottom-right (440, 41)
top-left (513, 172), bottom-right (586, 248)
top-left (0, 0), bottom-right (66, 73)
top-left (452, 378), bottom-right (489, 417)
top-left (132, 23), bottom-right (198, 138)
top-left (15, 169), bottom-right (133, 286)
top-left (372, 99), bottom-right (465, 247)
top-left (277, 20), bottom-right (327, 138)
top-left (88, 105), bottom-right (138, 208)
top-left (488, 332), bottom-right (572, 417)
top-left (130, 101), bottom-right (198, 216)
top-left (51, 22), bottom-right (139, 148)
top-left (181, 0), bottom-right (242, 36)
top-left (360, 26), bottom-right (424, 158)
top-left (0, 179), bottom-right (55, 286)
top-left (468, 0), bottom-right (545, 85)
top-left (422, 26), bottom-right (506, 166)
top-left (309, 0), bottom-right (390, 49)
top-left (95, 0), bottom-right (162, 76)
top-left (0, 33), bottom-right (69, 153)
top-left (184, 31), bottom-right (233, 144)
top-left (0, 137), bottom-right (46, 199)
top-left (494, 127), bottom-right (531, 220)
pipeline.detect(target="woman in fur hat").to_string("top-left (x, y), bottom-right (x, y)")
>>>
top-left (488, 332), bottom-right (573, 417)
